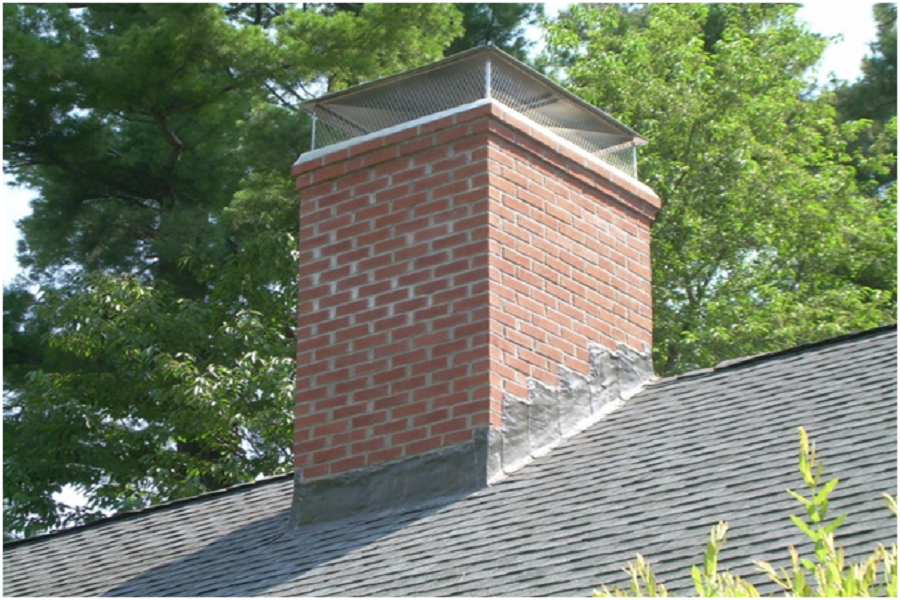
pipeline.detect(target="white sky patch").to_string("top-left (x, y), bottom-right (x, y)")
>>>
top-left (796, 2), bottom-right (880, 86)
top-left (1, 175), bottom-right (36, 286)
top-left (53, 484), bottom-right (89, 510)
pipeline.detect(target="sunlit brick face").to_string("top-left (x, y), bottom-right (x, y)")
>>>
top-left (292, 103), bottom-right (659, 480)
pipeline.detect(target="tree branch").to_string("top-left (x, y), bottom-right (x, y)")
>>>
top-left (12, 151), bottom-right (162, 210)
top-left (109, 111), bottom-right (156, 126)
top-left (263, 82), bottom-right (301, 111)
top-left (152, 113), bottom-right (185, 170)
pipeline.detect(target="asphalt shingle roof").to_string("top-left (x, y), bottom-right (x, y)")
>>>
top-left (4, 325), bottom-right (897, 596)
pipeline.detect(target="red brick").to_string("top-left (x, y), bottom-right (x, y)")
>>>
top-left (361, 146), bottom-right (399, 168)
top-left (442, 429), bottom-right (475, 446)
top-left (453, 135), bottom-right (488, 153)
top-left (373, 417), bottom-right (410, 435)
top-left (392, 427), bottom-right (427, 446)
top-left (331, 455), bottom-right (366, 474)
top-left (333, 403), bottom-right (370, 420)
top-left (368, 447), bottom-right (403, 464)
top-left (430, 417), bottom-right (468, 435)
top-left (313, 419), bottom-right (349, 437)
top-left (332, 428), bottom-right (367, 446)
top-left (294, 438), bottom-right (328, 455)
top-left (418, 114), bottom-right (457, 135)
top-left (296, 108), bottom-right (656, 480)
top-left (351, 437), bottom-right (385, 454)
top-left (391, 401), bottom-right (429, 419)
top-left (313, 162), bottom-right (346, 184)
top-left (399, 136), bottom-right (435, 156)
top-left (294, 413), bottom-right (329, 430)
top-left (383, 127), bottom-right (419, 147)
top-left (302, 464), bottom-right (331, 479)
top-left (431, 153), bottom-right (469, 173)
top-left (312, 445), bottom-right (348, 464)
top-left (405, 436), bottom-right (442, 456)
top-left (375, 157), bottom-right (412, 178)
top-left (452, 398), bottom-right (490, 418)
top-left (354, 333), bottom-right (390, 351)
top-left (433, 180), bottom-right (469, 199)
top-left (391, 375), bottom-right (429, 394)
top-left (434, 126), bottom-right (469, 146)
top-left (292, 157), bottom-right (323, 177)
top-left (413, 409), bottom-right (449, 427)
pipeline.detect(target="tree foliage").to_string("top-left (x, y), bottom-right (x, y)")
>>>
top-left (445, 3), bottom-right (542, 61)
top-left (547, 4), bottom-right (897, 375)
top-left (833, 4), bottom-right (897, 127)
top-left (595, 428), bottom-right (898, 597)
top-left (2, 2), bottom-right (535, 539)
top-left (832, 4), bottom-right (897, 189)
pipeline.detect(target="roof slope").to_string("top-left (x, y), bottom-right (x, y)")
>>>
top-left (4, 326), bottom-right (897, 596)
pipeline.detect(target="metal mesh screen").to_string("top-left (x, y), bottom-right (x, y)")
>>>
top-left (488, 60), bottom-right (638, 177)
top-left (304, 48), bottom-right (642, 179)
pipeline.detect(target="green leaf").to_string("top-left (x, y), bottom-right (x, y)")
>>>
top-left (790, 515), bottom-right (818, 540)
top-left (691, 565), bottom-right (704, 596)
top-left (823, 514), bottom-right (846, 535)
top-left (704, 540), bottom-right (718, 578)
top-left (786, 488), bottom-right (811, 506)
top-left (813, 478), bottom-right (840, 505)
top-left (794, 565), bottom-right (806, 593)
top-left (1, 1), bottom-right (482, 539)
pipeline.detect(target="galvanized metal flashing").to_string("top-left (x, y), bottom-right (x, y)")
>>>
top-left (290, 432), bottom-right (490, 526)
top-left (292, 342), bottom-right (654, 523)
top-left (490, 343), bottom-right (654, 479)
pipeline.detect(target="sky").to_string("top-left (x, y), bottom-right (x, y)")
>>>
top-left (0, 3), bottom-right (884, 287)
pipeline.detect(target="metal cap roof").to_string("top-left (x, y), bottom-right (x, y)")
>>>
top-left (299, 46), bottom-right (647, 178)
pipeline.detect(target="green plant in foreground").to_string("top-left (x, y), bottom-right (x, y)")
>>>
top-left (595, 427), bottom-right (898, 597)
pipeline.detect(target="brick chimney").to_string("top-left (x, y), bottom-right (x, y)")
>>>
top-left (290, 48), bottom-right (660, 524)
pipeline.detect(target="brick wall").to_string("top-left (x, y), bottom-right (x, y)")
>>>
top-left (292, 105), bottom-right (496, 479)
top-left (292, 102), bottom-right (660, 481)
top-left (484, 107), bottom-right (656, 414)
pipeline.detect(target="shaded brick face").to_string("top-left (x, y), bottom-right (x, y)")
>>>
top-left (293, 103), bottom-right (659, 480)
top-left (484, 110), bottom-right (655, 410)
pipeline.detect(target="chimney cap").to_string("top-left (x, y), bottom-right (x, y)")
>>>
top-left (299, 46), bottom-right (647, 177)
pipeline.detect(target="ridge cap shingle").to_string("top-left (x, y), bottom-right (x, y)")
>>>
top-left (651, 323), bottom-right (897, 387)
top-left (4, 471), bottom-right (294, 549)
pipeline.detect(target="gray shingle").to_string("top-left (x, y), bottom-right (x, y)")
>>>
top-left (4, 325), bottom-right (897, 596)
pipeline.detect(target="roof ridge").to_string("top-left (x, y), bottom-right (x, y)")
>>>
top-left (651, 323), bottom-right (897, 386)
top-left (8, 324), bottom-right (896, 550)
top-left (4, 471), bottom-right (294, 549)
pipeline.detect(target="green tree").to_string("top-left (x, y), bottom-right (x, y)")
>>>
top-left (832, 4), bottom-right (897, 190)
top-left (833, 4), bottom-right (896, 128)
top-left (445, 3), bottom-right (543, 61)
top-left (547, 3), bottom-right (897, 376)
top-left (3, 2), bottom-right (469, 539)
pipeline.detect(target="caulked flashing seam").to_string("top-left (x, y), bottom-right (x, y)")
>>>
top-left (291, 342), bottom-right (654, 524)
